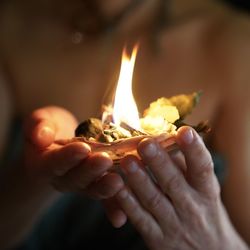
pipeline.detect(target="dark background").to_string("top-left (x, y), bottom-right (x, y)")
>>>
top-left (223, 0), bottom-right (250, 12)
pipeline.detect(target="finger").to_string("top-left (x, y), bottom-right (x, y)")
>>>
top-left (176, 126), bottom-right (220, 196)
top-left (24, 106), bottom-right (78, 148)
top-left (137, 139), bottom-right (193, 206)
top-left (85, 172), bottom-right (124, 199)
top-left (42, 106), bottom-right (78, 140)
top-left (120, 155), bottom-right (177, 229)
top-left (102, 197), bottom-right (127, 228)
top-left (168, 150), bottom-right (187, 174)
top-left (41, 142), bottom-right (91, 177)
top-left (116, 187), bottom-right (162, 241)
top-left (24, 109), bottom-right (56, 148)
top-left (53, 152), bottom-right (112, 192)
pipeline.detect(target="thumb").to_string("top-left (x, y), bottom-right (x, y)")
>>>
top-left (24, 109), bottom-right (56, 149)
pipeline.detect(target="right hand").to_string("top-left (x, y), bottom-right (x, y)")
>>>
top-left (23, 106), bottom-right (123, 199)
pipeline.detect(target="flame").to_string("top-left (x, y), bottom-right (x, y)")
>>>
top-left (113, 45), bottom-right (140, 129)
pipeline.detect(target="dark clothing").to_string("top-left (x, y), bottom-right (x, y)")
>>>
top-left (17, 195), bottom-right (147, 250)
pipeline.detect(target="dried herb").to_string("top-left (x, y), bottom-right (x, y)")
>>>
top-left (75, 92), bottom-right (210, 144)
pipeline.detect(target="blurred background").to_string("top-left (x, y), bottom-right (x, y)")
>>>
top-left (224, 0), bottom-right (250, 12)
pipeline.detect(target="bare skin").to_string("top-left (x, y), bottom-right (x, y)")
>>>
top-left (0, 0), bottom-right (249, 248)
top-left (115, 127), bottom-right (248, 249)
top-left (0, 106), bottom-right (124, 248)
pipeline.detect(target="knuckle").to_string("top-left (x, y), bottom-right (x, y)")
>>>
top-left (190, 210), bottom-right (205, 229)
top-left (127, 197), bottom-right (139, 213)
top-left (164, 174), bottom-right (182, 193)
top-left (135, 170), bottom-right (150, 186)
top-left (146, 192), bottom-right (163, 211)
top-left (206, 179), bottom-right (221, 201)
top-left (150, 150), bottom-right (166, 167)
top-left (192, 136), bottom-right (208, 158)
top-left (178, 194), bottom-right (192, 210)
top-left (197, 158), bottom-right (214, 180)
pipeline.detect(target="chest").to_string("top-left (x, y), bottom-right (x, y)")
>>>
top-left (6, 21), bottom-right (221, 124)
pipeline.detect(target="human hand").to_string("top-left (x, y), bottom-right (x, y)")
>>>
top-left (23, 106), bottom-right (123, 199)
top-left (113, 127), bottom-right (247, 250)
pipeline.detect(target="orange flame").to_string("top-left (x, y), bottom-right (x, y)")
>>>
top-left (113, 45), bottom-right (140, 130)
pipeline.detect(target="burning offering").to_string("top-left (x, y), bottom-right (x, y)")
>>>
top-left (60, 45), bottom-right (210, 162)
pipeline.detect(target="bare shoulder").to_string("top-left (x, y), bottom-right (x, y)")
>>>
top-left (208, 10), bottom-right (250, 241)
top-left (209, 7), bottom-right (250, 156)
top-left (210, 9), bottom-right (250, 95)
top-left (0, 73), bottom-right (13, 159)
top-left (225, 13), bottom-right (250, 102)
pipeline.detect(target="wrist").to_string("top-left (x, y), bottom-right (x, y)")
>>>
top-left (220, 215), bottom-right (249, 250)
top-left (225, 230), bottom-right (249, 250)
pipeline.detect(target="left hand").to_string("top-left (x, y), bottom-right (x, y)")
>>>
top-left (23, 106), bottom-right (123, 200)
top-left (108, 126), bottom-right (246, 249)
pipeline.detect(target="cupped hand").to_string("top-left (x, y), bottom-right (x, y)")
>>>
top-left (113, 127), bottom-right (245, 250)
top-left (23, 106), bottom-right (123, 199)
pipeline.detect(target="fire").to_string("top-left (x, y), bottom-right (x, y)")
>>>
top-left (75, 47), bottom-right (204, 146)
top-left (110, 45), bottom-right (179, 136)
top-left (113, 45), bottom-right (141, 130)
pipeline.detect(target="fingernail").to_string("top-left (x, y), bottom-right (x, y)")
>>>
top-left (100, 152), bottom-right (110, 159)
top-left (125, 160), bottom-right (138, 174)
top-left (143, 142), bottom-right (158, 158)
top-left (38, 126), bottom-right (54, 140)
top-left (74, 145), bottom-right (90, 160)
top-left (181, 128), bottom-right (194, 145)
